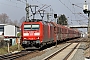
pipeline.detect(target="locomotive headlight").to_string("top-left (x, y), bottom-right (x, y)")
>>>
top-left (24, 38), bottom-right (26, 39)
top-left (34, 33), bottom-right (40, 36)
top-left (37, 37), bottom-right (39, 39)
top-left (24, 33), bottom-right (29, 36)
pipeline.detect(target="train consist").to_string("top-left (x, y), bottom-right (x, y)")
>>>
top-left (21, 19), bottom-right (81, 49)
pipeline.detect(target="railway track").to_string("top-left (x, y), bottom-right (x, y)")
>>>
top-left (0, 38), bottom-right (83, 60)
top-left (42, 43), bottom-right (79, 60)
top-left (66, 38), bottom-right (87, 43)
top-left (0, 50), bottom-right (35, 60)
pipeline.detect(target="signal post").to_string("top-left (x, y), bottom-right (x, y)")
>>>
top-left (83, 0), bottom-right (90, 58)
top-left (83, 10), bottom-right (90, 39)
top-left (54, 14), bottom-right (58, 47)
top-left (83, 1), bottom-right (90, 39)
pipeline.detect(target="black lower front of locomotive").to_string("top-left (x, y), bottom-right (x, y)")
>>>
top-left (21, 40), bottom-right (42, 49)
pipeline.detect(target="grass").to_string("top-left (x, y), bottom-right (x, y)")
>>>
top-left (0, 44), bottom-right (24, 55)
top-left (0, 47), bottom-right (8, 55)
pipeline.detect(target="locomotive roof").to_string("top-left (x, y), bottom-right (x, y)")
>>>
top-left (31, 19), bottom-right (42, 22)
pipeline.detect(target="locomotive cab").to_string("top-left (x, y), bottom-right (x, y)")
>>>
top-left (21, 21), bottom-right (43, 48)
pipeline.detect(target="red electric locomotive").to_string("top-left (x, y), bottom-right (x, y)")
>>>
top-left (21, 19), bottom-right (81, 49)
top-left (21, 20), bottom-right (54, 49)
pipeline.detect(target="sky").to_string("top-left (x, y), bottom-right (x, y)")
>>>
top-left (0, 0), bottom-right (89, 34)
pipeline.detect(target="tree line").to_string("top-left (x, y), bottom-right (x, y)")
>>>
top-left (0, 13), bottom-right (68, 27)
top-left (57, 14), bottom-right (68, 25)
top-left (0, 13), bottom-right (25, 27)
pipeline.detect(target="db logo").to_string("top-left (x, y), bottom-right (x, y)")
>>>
top-left (30, 33), bottom-right (33, 35)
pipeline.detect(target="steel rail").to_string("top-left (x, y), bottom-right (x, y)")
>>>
top-left (0, 50), bottom-right (34, 60)
top-left (42, 43), bottom-right (79, 60)
top-left (63, 43), bottom-right (79, 60)
top-left (42, 43), bottom-right (72, 60)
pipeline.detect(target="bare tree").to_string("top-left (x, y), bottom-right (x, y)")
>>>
top-left (8, 19), bottom-right (13, 25)
top-left (0, 13), bottom-right (10, 24)
top-left (19, 16), bottom-right (25, 26)
top-left (13, 20), bottom-right (19, 26)
top-left (0, 13), bottom-right (26, 27)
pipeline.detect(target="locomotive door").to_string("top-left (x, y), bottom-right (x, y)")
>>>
top-left (54, 26), bottom-right (57, 42)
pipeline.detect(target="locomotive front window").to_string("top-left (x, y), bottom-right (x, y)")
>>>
top-left (32, 24), bottom-right (39, 30)
top-left (24, 24), bottom-right (31, 30)
top-left (24, 24), bottom-right (39, 30)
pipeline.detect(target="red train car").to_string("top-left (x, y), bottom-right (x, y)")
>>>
top-left (21, 20), bottom-right (54, 49)
top-left (52, 22), bottom-right (81, 41)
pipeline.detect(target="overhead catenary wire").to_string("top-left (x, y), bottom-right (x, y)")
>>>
top-left (72, 13), bottom-right (88, 25)
top-left (58, 0), bottom-right (81, 25)
top-left (69, 0), bottom-right (86, 21)
top-left (63, 0), bottom-right (80, 25)
top-left (0, 0), bottom-right (50, 13)
top-left (79, 13), bottom-right (88, 20)
top-left (58, 0), bottom-right (73, 13)
top-left (68, 0), bottom-right (84, 23)
top-left (60, 0), bottom-right (88, 26)
top-left (68, 0), bottom-right (72, 4)
top-left (29, 0), bottom-right (54, 15)
top-left (72, 4), bottom-right (88, 25)
top-left (72, 4), bottom-right (83, 9)
top-left (72, 3), bottom-right (77, 20)
top-left (72, 3), bottom-right (88, 26)
top-left (72, 3), bottom-right (88, 19)
top-left (71, 19), bottom-right (88, 25)
top-left (34, 1), bottom-right (54, 18)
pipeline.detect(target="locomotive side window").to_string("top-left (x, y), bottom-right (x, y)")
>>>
top-left (24, 24), bottom-right (31, 30)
